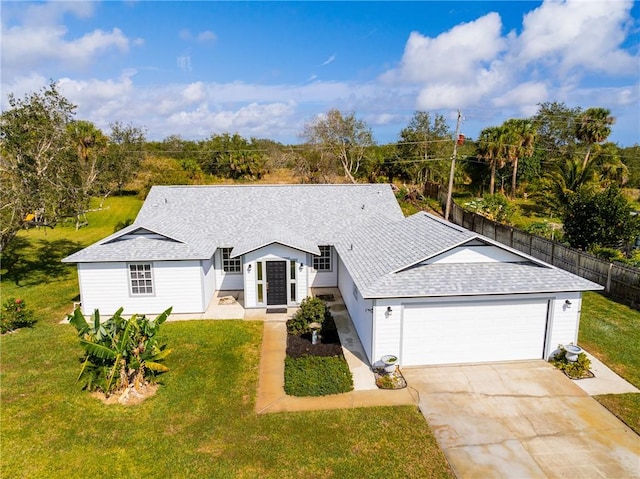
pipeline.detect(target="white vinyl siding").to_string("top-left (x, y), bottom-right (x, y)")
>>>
top-left (425, 244), bottom-right (525, 264)
top-left (401, 298), bottom-right (549, 366)
top-left (77, 261), bottom-right (204, 315)
top-left (309, 247), bottom-right (338, 288)
top-left (215, 248), bottom-right (244, 290)
top-left (202, 257), bottom-right (216, 309)
top-left (546, 292), bottom-right (582, 358)
top-left (338, 255), bottom-right (373, 362)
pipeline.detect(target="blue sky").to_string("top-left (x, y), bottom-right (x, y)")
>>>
top-left (2, 1), bottom-right (639, 146)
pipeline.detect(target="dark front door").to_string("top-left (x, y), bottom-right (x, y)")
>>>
top-left (266, 261), bottom-right (287, 306)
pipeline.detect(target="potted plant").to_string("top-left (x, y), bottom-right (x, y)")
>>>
top-left (381, 355), bottom-right (398, 373)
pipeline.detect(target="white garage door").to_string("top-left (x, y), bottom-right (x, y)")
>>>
top-left (402, 299), bottom-right (549, 366)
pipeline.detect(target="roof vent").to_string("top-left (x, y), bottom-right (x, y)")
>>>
top-left (361, 204), bottom-right (365, 209)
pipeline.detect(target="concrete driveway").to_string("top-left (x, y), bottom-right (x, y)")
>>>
top-left (403, 361), bottom-right (640, 478)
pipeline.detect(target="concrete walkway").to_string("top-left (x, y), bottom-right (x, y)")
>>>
top-left (254, 321), bottom-right (416, 414)
top-left (574, 350), bottom-right (640, 396)
top-left (404, 362), bottom-right (640, 478)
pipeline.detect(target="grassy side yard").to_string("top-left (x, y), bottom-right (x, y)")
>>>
top-left (580, 292), bottom-right (640, 434)
top-left (1, 197), bottom-right (453, 479)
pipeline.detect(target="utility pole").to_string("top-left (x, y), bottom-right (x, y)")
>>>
top-left (445, 110), bottom-right (462, 222)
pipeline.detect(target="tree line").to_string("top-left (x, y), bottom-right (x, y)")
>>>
top-left (2, 83), bottom-right (639, 254)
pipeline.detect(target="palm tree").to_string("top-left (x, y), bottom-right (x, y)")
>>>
top-left (477, 126), bottom-right (508, 195)
top-left (503, 119), bottom-right (535, 197)
top-left (575, 107), bottom-right (615, 168)
top-left (534, 157), bottom-right (598, 215)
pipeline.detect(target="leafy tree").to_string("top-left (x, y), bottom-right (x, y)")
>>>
top-left (620, 144), bottom-right (640, 187)
top-left (532, 101), bottom-right (581, 161)
top-left (199, 133), bottom-right (266, 180)
top-left (301, 109), bottom-right (375, 183)
top-left (395, 111), bottom-right (453, 185)
top-left (103, 121), bottom-right (146, 194)
top-left (68, 307), bottom-right (173, 396)
top-left (575, 107), bottom-right (615, 168)
top-left (562, 184), bottom-right (639, 250)
top-left (0, 82), bottom-right (76, 251)
top-left (293, 147), bottom-right (336, 183)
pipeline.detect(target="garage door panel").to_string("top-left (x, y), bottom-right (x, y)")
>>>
top-left (402, 300), bottom-right (548, 366)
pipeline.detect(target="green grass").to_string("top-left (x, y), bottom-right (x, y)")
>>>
top-left (284, 355), bottom-right (354, 396)
top-left (580, 291), bottom-right (640, 433)
top-left (0, 196), bottom-right (453, 479)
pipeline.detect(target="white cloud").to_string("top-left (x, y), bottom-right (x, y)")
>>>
top-left (180, 28), bottom-right (217, 43)
top-left (516, 0), bottom-right (637, 75)
top-left (1, 25), bottom-right (130, 75)
top-left (1, 2), bottom-right (136, 78)
top-left (321, 54), bottom-right (336, 66)
top-left (383, 13), bottom-right (506, 85)
top-left (177, 55), bottom-right (192, 72)
top-left (197, 30), bottom-right (217, 42)
top-left (492, 82), bottom-right (549, 108)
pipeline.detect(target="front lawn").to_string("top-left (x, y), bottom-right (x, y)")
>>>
top-left (0, 202), bottom-right (453, 478)
top-left (580, 292), bottom-right (640, 433)
top-left (1, 320), bottom-right (451, 478)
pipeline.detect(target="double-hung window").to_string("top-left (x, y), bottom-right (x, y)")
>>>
top-left (313, 245), bottom-right (332, 271)
top-left (222, 247), bottom-right (241, 273)
top-left (129, 264), bottom-right (153, 295)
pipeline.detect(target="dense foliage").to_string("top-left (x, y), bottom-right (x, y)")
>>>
top-left (284, 355), bottom-right (354, 396)
top-left (0, 298), bottom-right (36, 333)
top-left (67, 307), bottom-right (172, 396)
top-left (286, 297), bottom-right (332, 335)
top-left (562, 185), bottom-right (639, 250)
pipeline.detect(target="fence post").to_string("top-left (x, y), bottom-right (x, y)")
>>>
top-left (606, 263), bottom-right (613, 293)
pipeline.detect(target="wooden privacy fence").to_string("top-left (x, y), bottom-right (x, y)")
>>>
top-left (421, 182), bottom-right (640, 307)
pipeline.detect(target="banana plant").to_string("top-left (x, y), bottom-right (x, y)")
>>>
top-left (67, 307), bottom-right (173, 396)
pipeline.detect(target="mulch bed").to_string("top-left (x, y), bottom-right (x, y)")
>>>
top-left (373, 368), bottom-right (408, 389)
top-left (286, 332), bottom-right (343, 358)
top-left (563, 369), bottom-right (595, 380)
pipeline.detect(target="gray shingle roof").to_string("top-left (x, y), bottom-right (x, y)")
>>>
top-left (335, 211), bottom-right (602, 297)
top-left (366, 262), bottom-right (602, 298)
top-left (63, 184), bottom-right (602, 297)
top-left (63, 184), bottom-right (403, 263)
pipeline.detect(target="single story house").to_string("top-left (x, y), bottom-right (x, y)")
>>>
top-left (63, 184), bottom-right (602, 367)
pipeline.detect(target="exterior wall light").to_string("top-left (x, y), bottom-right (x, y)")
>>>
top-left (386, 306), bottom-right (393, 318)
top-left (565, 300), bottom-right (572, 307)
top-left (247, 264), bottom-right (252, 273)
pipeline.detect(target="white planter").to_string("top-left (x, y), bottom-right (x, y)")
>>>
top-left (564, 344), bottom-right (582, 362)
top-left (381, 355), bottom-right (398, 373)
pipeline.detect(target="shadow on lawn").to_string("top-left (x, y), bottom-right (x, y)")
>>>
top-left (1, 236), bottom-right (82, 287)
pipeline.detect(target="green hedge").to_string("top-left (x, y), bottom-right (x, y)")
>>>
top-left (284, 355), bottom-right (354, 397)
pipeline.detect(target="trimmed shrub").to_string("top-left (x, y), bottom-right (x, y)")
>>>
top-left (1, 298), bottom-right (36, 333)
top-left (284, 355), bottom-right (353, 397)
top-left (287, 297), bottom-right (331, 335)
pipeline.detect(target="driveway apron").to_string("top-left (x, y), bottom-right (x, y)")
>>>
top-left (403, 361), bottom-right (640, 479)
